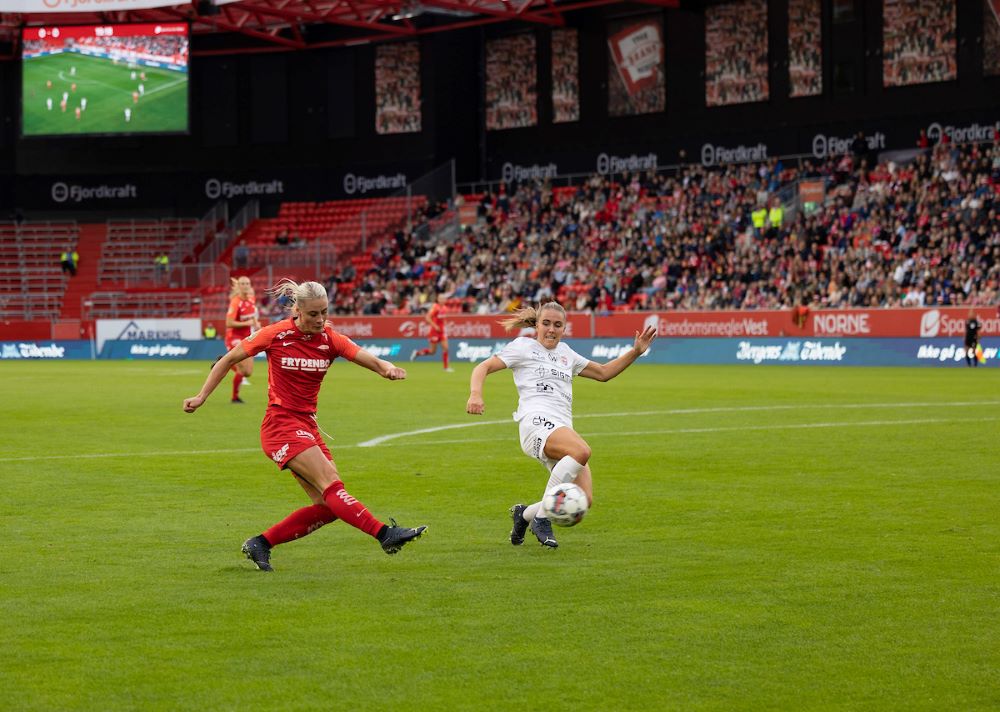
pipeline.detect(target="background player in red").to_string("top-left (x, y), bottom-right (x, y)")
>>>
top-left (225, 276), bottom-right (259, 403)
top-left (410, 292), bottom-right (452, 371)
top-left (184, 279), bottom-right (426, 570)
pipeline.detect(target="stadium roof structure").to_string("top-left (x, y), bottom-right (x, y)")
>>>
top-left (0, 0), bottom-right (679, 56)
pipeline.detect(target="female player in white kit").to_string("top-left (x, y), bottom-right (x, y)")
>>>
top-left (466, 302), bottom-right (657, 548)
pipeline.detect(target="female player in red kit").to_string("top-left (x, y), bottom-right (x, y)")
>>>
top-left (225, 276), bottom-right (259, 403)
top-left (184, 279), bottom-right (426, 570)
top-left (410, 292), bottom-right (452, 371)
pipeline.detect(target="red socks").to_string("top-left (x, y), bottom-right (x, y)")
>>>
top-left (232, 372), bottom-right (243, 400)
top-left (262, 504), bottom-right (337, 547)
top-left (442, 350), bottom-right (449, 370)
top-left (321, 481), bottom-right (384, 537)
top-left (258, 483), bottom-right (383, 548)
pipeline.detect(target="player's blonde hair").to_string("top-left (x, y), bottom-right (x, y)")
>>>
top-left (267, 279), bottom-right (327, 307)
top-left (499, 301), bottom-right (566, 332)
top-left (229, 275), bottom-right (253, 299)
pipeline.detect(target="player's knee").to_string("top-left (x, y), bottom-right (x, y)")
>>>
top-left (571, 443), bottom-right (592, 464)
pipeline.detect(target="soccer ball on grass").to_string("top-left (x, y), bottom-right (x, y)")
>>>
top-left (542, 482), bottom-right (589, 527)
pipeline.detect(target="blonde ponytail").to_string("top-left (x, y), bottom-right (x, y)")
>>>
top-left (499, 301), bottom-right (566, 332)
top-left (267, 278), bottom-right (327, 307)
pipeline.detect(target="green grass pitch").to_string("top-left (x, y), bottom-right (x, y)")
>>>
top-left (22, 52), bottom-right (187, 136)
top-left (1, 360), bottom-right (998, 710)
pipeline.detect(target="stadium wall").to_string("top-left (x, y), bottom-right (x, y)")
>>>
top-left (2, 337), bottom-right (995, 368)
top-left (1, 0), bottom-right (998, 216)
top-left (2, 307), bottom-right (995, 351)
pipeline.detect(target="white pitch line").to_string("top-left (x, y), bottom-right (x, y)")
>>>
top-left (368, 416), bottom-right (1000, 447)
top-left (4, 403), bottom-right (996, 463)
top-left (358, 419), bottom-right (511, 447)
top-left (357, 400), bottom-right (1000, 447)
top-left (2, 447), bottom-right (260, 463)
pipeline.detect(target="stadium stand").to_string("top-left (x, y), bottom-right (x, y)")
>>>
top-left (2, 141), bottom-right (996, 326)
top-left (82, 289), bottom-right (201, 319)
top-left (0, 221), bottom-right (78, 320)
top-left (227, 196), bottom-right (425, 260)
top-left (98, 219), bottom-right (198, 286)
top-left (203, 195), bottom-right (427, 321)
top-left (326, 141), bottom-right (999, 315)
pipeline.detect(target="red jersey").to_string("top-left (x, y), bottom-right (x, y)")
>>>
top-left (241, 317), bottom-right (361, 414)
top-left (428, 302), bottom-right (445, 335)
top-left (226, 296), bottom-right (257, 341)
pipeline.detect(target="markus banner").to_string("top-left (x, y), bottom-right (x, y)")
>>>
top-left (326, 308), bottom-right (999, 340)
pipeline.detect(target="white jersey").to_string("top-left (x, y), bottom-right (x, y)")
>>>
top-left (496, 336), bottom-right (591, 425)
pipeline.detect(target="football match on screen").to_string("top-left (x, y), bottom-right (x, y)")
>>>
top-left (21, 23), bottom-right (189, 136)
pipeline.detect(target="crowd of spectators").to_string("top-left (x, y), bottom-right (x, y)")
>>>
top-left (324, 137), bottom-right (999, 316)
top-left (72, 35), bottom-right (188, 64)
top-left (607, 18), bottom-right (666, 117)
top-left (705, 0), bottom-right (770, 107)
top-left (375, 42), bottom-right (422, 134)
top-left (551, 29), bottom-right (580, 124)
top-left (788, 0), bottom-right (822, 98)
top-left (883, 0), bottom-right (956, 86)
top-left (485, 35), bottom-right (538, 130)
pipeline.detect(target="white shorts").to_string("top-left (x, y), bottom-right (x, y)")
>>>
top-left (518, 413), bottom-right (571, 471)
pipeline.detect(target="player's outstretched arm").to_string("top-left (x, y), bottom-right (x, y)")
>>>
top-left (579, 325), bottom-right (657, 382)
top-left (467, 355), bottom-right (506, 415)
top-left (352, 348), bottom-right (406, 380)
top-left (184, 344), bottom-right (250, 412)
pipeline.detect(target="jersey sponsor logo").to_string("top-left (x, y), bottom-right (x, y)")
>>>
top-left (280, 356), bottom-right (330, 372)
top-left (295, 429), bottom-right (316, 441)
top-left (271, 443), bottom-right (290, 463)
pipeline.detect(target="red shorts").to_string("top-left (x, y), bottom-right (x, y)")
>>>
top-left (428, 331), bottom-right (445, 345)
top-left (260, 407), bottom-right (332, 469)
top-left (226, 336), bottom-right (243, 351)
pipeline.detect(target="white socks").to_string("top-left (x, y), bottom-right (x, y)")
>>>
top-left (549, 455), bottom-right (584, 486)
top-left (523, 456), bottom-right (585, 521)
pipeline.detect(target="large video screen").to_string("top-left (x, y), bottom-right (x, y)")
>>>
top-left (22, 23), bottom-right (189, 137)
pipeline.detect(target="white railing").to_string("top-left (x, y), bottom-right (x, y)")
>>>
top-left (82, 291), bottom-right (202, 320)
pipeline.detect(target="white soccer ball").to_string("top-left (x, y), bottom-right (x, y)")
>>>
top-left (542, 482), bottom-right (589, 527)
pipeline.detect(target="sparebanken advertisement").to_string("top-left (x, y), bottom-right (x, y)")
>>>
top-left (327, 307), bottom-right (999, 340)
